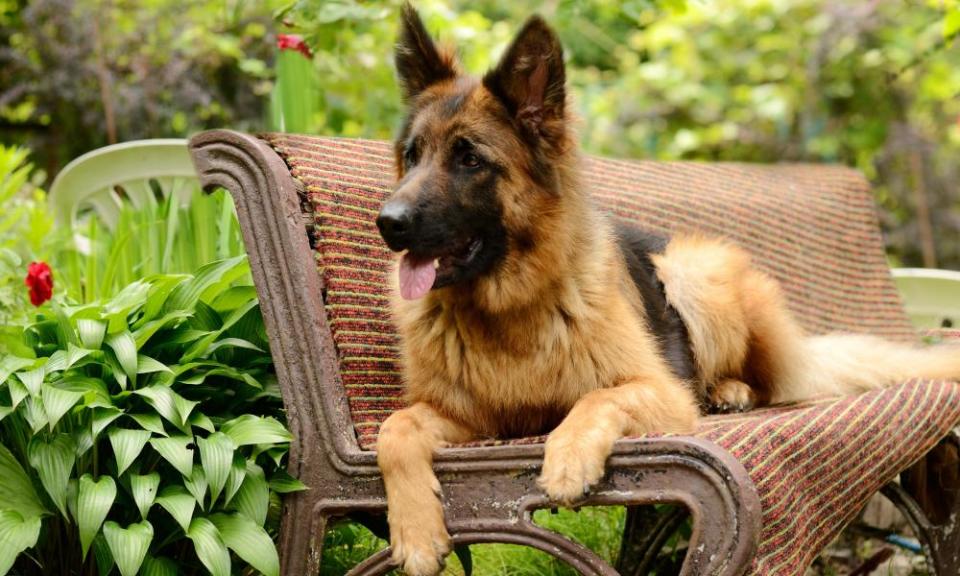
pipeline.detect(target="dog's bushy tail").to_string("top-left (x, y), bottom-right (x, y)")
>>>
top-left (772, 334), bottom-right (960, 403)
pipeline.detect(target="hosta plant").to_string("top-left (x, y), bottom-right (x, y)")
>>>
top-left (0, 256), bottom-right (303, 576)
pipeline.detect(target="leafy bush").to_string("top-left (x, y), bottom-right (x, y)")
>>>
top-left (0, 145), bottom-right (56, 328)
top-left (0, 256), bottom-right (302, 576)
top-left (56, 187), bottom-right (246, 304)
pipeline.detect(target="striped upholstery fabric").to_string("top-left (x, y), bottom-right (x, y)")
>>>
top-left (263, 134), bottom-right (960, 572)
top-left (701, 379), bottom-right (960, 574)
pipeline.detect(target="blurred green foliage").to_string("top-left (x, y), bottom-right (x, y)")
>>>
top-left (2, 0), bottom-right (959, 265)
top-left (277, 0), bottom-right (960, 269)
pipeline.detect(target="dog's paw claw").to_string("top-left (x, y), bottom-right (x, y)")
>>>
top-left (388, 502), bottom-right (450, 576)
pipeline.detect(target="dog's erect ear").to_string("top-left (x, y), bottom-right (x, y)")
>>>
top-left (483, 16), bottom-right (565, 138)
top-left (395, 3), bottom-right (457, 101)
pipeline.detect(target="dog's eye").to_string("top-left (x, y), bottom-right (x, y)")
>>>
top-left (461, 152), bottom-right (481, 169)
top-left (404, 144), bottom-right (419, 167)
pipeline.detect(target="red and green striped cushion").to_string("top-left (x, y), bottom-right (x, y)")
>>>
top-left (701, 378), bottom-right (960, 574)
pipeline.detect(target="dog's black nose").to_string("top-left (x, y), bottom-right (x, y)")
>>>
top-left (376, 200), bottom-right (415, 251)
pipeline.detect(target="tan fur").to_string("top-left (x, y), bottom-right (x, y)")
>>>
top-left (377, 10), bottom-right (960, 575)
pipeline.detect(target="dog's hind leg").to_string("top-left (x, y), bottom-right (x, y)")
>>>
top-left (538, 376), bottom-right (699, 504)
top-left (652, 235), bottom-right (807, 406)
top-left (377, 403), bottom-right (475, 576)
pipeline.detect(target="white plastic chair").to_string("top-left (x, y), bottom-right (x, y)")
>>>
top-left (48, 139), bottom-right (197, 230)
top-left (892, 267), bottom-right (960, 329)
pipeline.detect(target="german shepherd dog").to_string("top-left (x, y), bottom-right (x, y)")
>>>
top-left (374, 5), bottom-right (960, 574)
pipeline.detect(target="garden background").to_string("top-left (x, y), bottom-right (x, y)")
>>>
top-left (0, 0), bottom-right (958, 575)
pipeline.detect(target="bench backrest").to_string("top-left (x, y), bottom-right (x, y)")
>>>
top-left (263, 133), bottom-right (913, 450)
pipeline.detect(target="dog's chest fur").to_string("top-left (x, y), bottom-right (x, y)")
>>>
top-left (393, 236), bottom-right (678, 439)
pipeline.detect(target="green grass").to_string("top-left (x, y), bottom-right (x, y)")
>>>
top-left (321, 506), bottom-right (633, 575)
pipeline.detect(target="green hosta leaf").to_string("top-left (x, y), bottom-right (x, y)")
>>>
top-left (203, 337), bottom-right (264, 357)
top-left (134, 385), bottom-right (195, 431)
top-left (231, 462), bottom-right (268, 525)
top-left (65, 343), bottom-right (93, 370)
top-left (216, 293), bottom-right (258, 333)
top-left (189, 412), bottom-right (215, 433)
top-left (130, 472), bottom-right (160, 519)
top-left (210, 512), bottom-right (279, 576)
top-left (165, 256), bottom-right (247, 313)
top-left (53, 302), bottom-right (80, 346)
top-left (164, 328), bottom-right (211, 346)
top-left (106, 332), bottom-right (138, 388)
top-left (16, 367), bottom-right (44, 396)
top-left (137, 355), bottom-right (171, 375)
top-left (77, 319), bottom-right (107, 350)
top-left (221, 415), bottom-right (292, 447)
top-left (0, 511), bottom-right (42, 575)
top-left (191, 300), bottom-right (222, 331)
top-left (185, 465), bottom-right (208, 509)
top-left (180, 365), bottom-right (262, 389)
top-left (92, 407), bottom-right (123, 439)
top-left (102, 281), bottom-right (151, 332)
top-left (140, 555), bottom-right (178, 576)
top-left (0, 356), bottom-right (35, 386)
top-left (28, 434), bottom-right (75, 519)
top-left (223, 456), bottom-right (247, 506)
top-left (156, 486), bottom-right (195, 533)
top-left (128, 412), bottom-right (167, 436)
top-left (211, 286), bottom-right (258, 314)
top-left (8, 377), bottom-right (28, 408)
top-left (132, 310), bottom-right (192, 349)
top-left (23, 396), bottom-right (48, 433)
top-left (0, 445), bottom-right (45, 519)
top-left (0, 405), bottom-right (13, 422)
top-left (74, 429), bottom-right (94, 457)
top-left (66, 478), bottom-right (78, 520)
top-left (140, 275), bottom-right (189, 325)
top-left (198, 433), bottom-right (235, 505)
top-left (132, 385), bottom-right (178, 427)
top-left (78, 474), bottom-right (116, 559)
top-left (149, 436), bottom-right (194, 477)
top-left (183, 298), bottom-right (260, 361)
top-left (44, 350), bottom-right (67, 374)
top-left (108, 429), bottom-right (151, 476)
top-left (59, 376), bottom-right (111, 401)
top-left (105, 350), bottom-right (127, 391)
top-left (173, 395), bottom-right (199, 429)
top-left (103, 520), bottom-right (153, 576)
top-left (92, 534), bottom-right (114, 576)
top-left (186, 517), bottom-right (231, 576)
top-left (41, 383), bottom-right (83, 431)
top-left (269, 469), bottom-right (307, 494)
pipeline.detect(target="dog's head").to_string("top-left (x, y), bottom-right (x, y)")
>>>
top-left (377, 4), bottom-right (578, 309)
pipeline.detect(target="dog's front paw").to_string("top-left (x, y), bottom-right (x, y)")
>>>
top-left (537, 429), bottom-right (609, 504)
top-left (388, 488), bottom-right (451, 575)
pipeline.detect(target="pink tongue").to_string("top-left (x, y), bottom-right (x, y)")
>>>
top-left (399, 254), bottom-right (436, 300)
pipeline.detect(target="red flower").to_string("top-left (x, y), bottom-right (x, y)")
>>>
top-left (24, 261), bottom-right (53, 306)
top-left (276, 34), bottom-right (312, 59)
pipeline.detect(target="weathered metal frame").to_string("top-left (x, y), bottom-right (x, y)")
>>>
top-left (188, 129), bottom-right (763, 575)
top-left (882, 430), bottom-right (960, 575)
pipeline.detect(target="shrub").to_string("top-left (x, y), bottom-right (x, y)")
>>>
top-left (0, 256), bottom-right (302, 576)
top-left (0, 145), bottom-right (57, 331)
